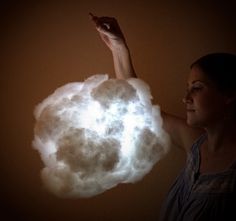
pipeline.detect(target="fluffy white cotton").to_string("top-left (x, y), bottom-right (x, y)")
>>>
top-left (33, 74), bottom-right (170, 198)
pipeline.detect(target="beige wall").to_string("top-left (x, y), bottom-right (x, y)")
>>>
top-left (1, 0), bottom-right (236, 220)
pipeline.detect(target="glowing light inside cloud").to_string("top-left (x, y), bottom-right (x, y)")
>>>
top-left (33, 74), bottom-right (170, 198)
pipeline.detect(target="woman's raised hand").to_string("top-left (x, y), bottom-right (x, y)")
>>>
top-left (89, 13), bottom-right (127, 51)
top-left (90, 13), bottom-right (136, 79)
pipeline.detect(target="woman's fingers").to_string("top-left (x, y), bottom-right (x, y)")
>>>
top-left (89, 13), bottom-right (99, 24)
top-left (90, 13), bottom-right (126, 49)
top-left (89, 13), bottom-right (118, 32)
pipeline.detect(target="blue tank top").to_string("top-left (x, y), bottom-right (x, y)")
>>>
top-left (159, 134), bottom-right (236, 221)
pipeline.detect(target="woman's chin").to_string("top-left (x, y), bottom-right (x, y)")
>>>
top-left (186, 117), bottom-right (202, 128)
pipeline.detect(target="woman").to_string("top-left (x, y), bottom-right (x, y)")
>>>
top-left (90, 13), bottom-right (236, 220)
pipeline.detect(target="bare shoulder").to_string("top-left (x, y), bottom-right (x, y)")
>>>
top-left (161, 111), bottom-right (204, 153)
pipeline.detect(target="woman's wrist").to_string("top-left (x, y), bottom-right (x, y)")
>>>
top-left (110, 40), bottom-right (129, 53)
top-left (112, 45), bottom-right (136, 79)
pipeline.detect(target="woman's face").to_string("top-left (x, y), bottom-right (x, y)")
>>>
top-left (183, 66), bottom-right (230, 128)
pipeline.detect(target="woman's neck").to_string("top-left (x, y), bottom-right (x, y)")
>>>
top-left (204, 118), bottom-right (236, 153)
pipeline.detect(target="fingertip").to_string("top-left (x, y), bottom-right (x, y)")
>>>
top-left (89, 12), bottom-right (98, 21)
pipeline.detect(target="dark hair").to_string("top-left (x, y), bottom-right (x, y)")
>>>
top-left (191, 53), bottom-right (236, 95)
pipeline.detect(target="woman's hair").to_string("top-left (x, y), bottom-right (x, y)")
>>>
top-left (191, 53), bottom-right (236, 95)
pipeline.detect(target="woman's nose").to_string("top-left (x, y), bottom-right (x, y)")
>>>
top-left (182, 91), bottom-right (192, 104)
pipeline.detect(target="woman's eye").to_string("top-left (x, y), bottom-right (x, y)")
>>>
top-left (186, 86), bottom-right (202, 93)
top-left (192, 87), bottom-right (202, 91)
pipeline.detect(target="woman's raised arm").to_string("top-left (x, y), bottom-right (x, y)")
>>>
top-left (90, 13), bottom-right (137, 79)
top-left (90, 13), bottom-right (204, 152)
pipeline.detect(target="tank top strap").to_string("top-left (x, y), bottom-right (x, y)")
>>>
top-left (190, 133), bottom-right (207, 155)
top-left (188, 133), bottom-right (207, 173)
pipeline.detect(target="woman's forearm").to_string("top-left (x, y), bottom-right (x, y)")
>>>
top-left (90, 14), bottom-right (137, 79)
top-left (112, 45), bottom-right (137, 79)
